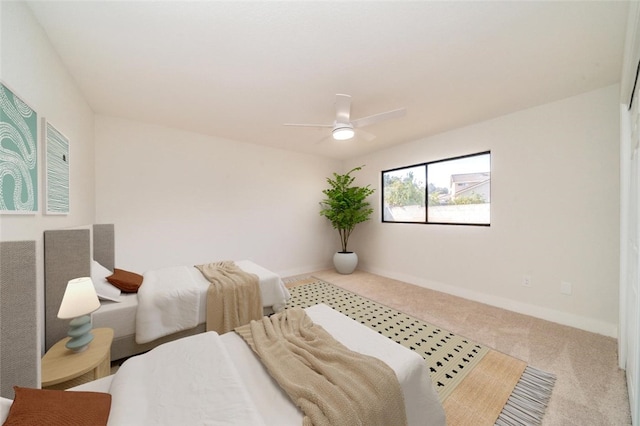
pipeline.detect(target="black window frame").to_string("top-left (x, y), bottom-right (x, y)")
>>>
top-left (381, 151), bottom-right (491, 226)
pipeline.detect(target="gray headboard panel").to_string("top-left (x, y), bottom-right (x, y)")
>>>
top-left (43, 224), bottom-right (115, 352)
top-left (93, 224), bottom-right (115, 271)
top-left (0, 241), bottom-right (38, 398)
top-left (44, 229), bottom-right (90, 351)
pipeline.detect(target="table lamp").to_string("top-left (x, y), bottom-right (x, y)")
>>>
top-left (57, 277), bottom-right (101, 352)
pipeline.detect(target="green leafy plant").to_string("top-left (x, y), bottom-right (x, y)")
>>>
top-left (383, 171), bottom-right (425, 207)
top-left (451, 193), bottom-right (486, 205)
top-left (320, 166), bottom-right (375, 253)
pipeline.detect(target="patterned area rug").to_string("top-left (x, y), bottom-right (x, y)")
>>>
top-left (286, 278), bottom-right (556, 426)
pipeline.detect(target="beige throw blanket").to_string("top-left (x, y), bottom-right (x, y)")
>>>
top-left (235, 307), bottom-right (408, 426)
top-left (195, 261), bottom-right (262, 334)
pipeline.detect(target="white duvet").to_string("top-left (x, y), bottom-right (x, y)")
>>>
top-left (109, 304), bottom-right (446, 426)
top-left (135, 260), bottom-right (290, 344)
top-left (108, 329), bottom-right (266, 425)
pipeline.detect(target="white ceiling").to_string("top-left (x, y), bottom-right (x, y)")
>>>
top-left (27, 1), bottom-right (629, 160)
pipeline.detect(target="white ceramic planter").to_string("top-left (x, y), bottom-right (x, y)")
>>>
top-left (333, 251), bottom-right (358, 274)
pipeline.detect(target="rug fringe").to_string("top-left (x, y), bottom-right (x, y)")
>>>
top-left (495, 366), bottom-right (556, 426)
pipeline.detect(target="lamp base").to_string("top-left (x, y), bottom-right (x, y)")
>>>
top-left (65, 315), bottom-right (94, 353)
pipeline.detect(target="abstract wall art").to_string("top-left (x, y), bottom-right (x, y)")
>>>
top-left (44, 119), bottom-right (70, 214)
top-left (0, 82), bottom-right (38, 214)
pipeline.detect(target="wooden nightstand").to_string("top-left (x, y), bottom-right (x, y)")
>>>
top-left (41, 328), bottom-right (114, 390)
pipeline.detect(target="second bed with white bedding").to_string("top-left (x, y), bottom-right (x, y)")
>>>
top-left (78, 304), bottom-right (445, 426)
top-left (91, 260), bottom-right (291, 359)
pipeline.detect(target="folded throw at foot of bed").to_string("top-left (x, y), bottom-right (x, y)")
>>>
top-left (196, 260), bottom-right (262, 334)
top-left (235, 307), bottom-right (408, 426)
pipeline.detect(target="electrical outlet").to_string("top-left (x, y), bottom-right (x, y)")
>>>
top-left (522, 275), bottom-right (532, 287)
top-left (560, 281), bottom-right (572, 295)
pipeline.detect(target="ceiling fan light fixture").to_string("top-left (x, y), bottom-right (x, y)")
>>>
top-left (284, 94), bottom-right (406, 144)
top-left (332, 125), bottom-right (355, 141)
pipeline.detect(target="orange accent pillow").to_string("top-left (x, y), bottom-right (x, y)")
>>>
top-left (106, 268), bottom-right (143, 293)
top-left (3, 386), bottom-right (111, 425)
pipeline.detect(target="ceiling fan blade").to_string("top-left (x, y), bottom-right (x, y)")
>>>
top-left (335, 94), bottom-right (352, 123)
top-left (283, 123), bottom-right (333, 128)
top-left (314, 134), bottom-right (333, 144)
top-left (356, 129), bottom-right (376, 142)
top-left (351, 107), bottom-right (406, 128)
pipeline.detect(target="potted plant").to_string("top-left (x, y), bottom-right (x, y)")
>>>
top-left (320, 165), bottom-right (375, 274)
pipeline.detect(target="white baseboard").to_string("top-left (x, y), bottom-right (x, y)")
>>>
top-left (278, 262), bottom-right (332, 280)
top-left (362, 265), bottom-right (618, 338)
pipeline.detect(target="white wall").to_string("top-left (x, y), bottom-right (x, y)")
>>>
top-left (0, 2), bottom-right (96, 239)
top-left (94, 115), bottom-right (341, 277)
top-left (346, 85), bottom-right (621, 337)
top-left (0, 1), bottom-right (95, 359)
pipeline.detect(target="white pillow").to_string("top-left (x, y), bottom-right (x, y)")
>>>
top-left (91, 260), bottom-right (121, 302)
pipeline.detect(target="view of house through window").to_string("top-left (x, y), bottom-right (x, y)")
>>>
top-left (382, 151), bottom-right (490, 225)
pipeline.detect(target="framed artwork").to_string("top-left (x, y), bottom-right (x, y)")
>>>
top-left (0, 82), bottom-right (38, 214)
top-left (43, 119), bottom-right (70, 214)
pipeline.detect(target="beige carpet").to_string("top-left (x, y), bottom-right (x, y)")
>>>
top-left (300, 269), bottom-right (631, 426)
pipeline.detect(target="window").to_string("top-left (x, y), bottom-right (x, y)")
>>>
top-left (382, 165), bottom-right (426, 222)
top-left (382, 151), bottom-right (490, 225)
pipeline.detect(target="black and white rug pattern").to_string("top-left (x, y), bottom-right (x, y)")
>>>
top-left (287, 279), bottom-right (490, 401)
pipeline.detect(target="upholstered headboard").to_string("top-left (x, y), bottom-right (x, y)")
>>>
top-left (43, 224), bottom-right (115, 351)
top-left (0, 240), bottom-right (38, 399)
top-left (93, 224), bottom-right (115, 272)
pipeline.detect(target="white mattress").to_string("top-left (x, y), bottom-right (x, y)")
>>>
top-left (234, 260), bottom-right (289, 309)
top-left (91, 260), bottom-right (290, 341)
top-left (92, 293), bottom-right (138, 339)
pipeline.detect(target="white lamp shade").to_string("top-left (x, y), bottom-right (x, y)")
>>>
top-left (57, 277), bottom-right (101, 319)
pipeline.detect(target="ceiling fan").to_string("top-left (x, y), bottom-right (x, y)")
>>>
top-left (284, 94), bottom-right (406, 142)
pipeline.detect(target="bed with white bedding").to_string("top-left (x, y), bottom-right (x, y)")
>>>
top-left (1, 304), bottom-right (446, 425)
top-left (44, 224), bottom-right (290, 361)
top-left (131, 259), bottom-right (289, 343)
